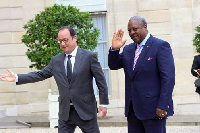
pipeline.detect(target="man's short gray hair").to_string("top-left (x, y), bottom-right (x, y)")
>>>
top-left (129, 16), bottom-right (147, 26)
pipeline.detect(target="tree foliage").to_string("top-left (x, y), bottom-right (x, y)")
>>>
top-left (193, 25), bottom-right (200, 53)
top-left (22, 4), bottom-right (100, 70)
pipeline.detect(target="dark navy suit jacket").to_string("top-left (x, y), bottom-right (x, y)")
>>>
top-left (191, 54), bottom-right (200, 94)
top-left (108, 35), bottom-right (175, 120)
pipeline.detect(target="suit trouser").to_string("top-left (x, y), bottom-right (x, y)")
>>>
top-left (58, 105), bottom-right (100, 133)
top-left (127, 103), bottom-right (166, 133)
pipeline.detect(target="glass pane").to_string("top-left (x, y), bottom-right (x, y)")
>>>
top-left (93, 69), bottom-right (109, 95)
top-left (91, 14), bottom-right (110, 96)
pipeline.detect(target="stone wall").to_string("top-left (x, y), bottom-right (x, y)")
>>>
top-left (0, 0), bottom-right (55, 116)
top-left (0, 0), bottom-right (200, 116)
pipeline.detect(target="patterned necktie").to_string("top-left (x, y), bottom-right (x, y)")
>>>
top-left (133, 44), bottom-right (142, 70)
top-left (67, 55), bottom-right (72, 83)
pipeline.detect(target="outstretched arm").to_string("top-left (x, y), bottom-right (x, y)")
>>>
top-left (0, 69), bottom-right (16, 82)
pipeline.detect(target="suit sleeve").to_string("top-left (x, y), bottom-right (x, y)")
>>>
top-left (17, 59), bottom-right (53, 85)
top-left (108, 48), bottom-right (123, 70)
top-left (91, 53), bottom-right (109, 105)
top-left (157, 42), bottom-right (175, 110)
top-left (191, 56), bottom-right (200, 77)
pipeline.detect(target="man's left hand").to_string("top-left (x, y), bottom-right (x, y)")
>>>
top-left (98, 106), bottom-right (107, 120)
top-left (156, 108), bottom-right (167, 118)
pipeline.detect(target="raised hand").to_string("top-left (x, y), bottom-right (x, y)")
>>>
top-left (112, 29), bottom-right (127, 50)
top-left (0, 69), bottom-right (16, 82)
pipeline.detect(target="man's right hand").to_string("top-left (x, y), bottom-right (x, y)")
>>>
top-left (0, 69), bottom-right (16, 82)
top-left (112, 29), bottom-right (127, 50)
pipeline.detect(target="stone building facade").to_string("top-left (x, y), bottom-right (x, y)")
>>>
top-left (0, 0), bottom-right (200, 117)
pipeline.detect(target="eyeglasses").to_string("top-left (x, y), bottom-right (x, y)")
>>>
top-left (58, 37), bottom-right (73, 44)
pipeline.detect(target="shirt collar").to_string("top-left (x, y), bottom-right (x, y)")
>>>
top-left (66, 46), bottom-right (78, 57)
top-left (139, 33), bottom-right (150, 47)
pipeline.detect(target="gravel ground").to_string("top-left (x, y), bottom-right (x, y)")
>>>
top-left (0, 126), bottom-right (200, 133)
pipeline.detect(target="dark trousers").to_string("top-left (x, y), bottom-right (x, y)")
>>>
top-left (58, 105), bottom-right (100, 133)
top-left (127, 103), bottom-right (166, 133)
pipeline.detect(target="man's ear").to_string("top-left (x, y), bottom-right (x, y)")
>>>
top-left (73, 35), bottom-right (77, 40)
top-left (144, 24), bottom-right (147, 29)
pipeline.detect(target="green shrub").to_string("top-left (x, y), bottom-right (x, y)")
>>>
top-left (22, 4), bottom-right (100, 70)
top-left (193, 25), bottom-right (200, 53)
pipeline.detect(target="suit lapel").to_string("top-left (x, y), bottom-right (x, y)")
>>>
top-left (70, 47), bottom-right (83, 84)
top-left (132, 36), bottom-right (153, 78)
top-left (128, 43), bottom-right (137, 78)
top-left (59, 52), bottom-right (69, 82)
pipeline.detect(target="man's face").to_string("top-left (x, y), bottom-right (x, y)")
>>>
top-left (127, 19), bottom-right (147, 44)
top-left (58, 29), bottom-right (77, 54)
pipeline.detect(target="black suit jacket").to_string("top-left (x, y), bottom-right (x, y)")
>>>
top-left (191, 55), bottom-right (200, 77)
top-left (191, 55), bottom-right (200, 94)
top-left (17, 47), bottom-right (109, 121)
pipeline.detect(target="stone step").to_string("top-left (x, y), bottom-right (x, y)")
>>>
top-left (1, 115), bottom-right (200, 128)
top-left (0, 109), bottom-right (5, 118)
top-left (0, 122), bottom-right (29, 129)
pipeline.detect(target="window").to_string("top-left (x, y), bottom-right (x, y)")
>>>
top-left (91, 14), bottom-right (110, 96)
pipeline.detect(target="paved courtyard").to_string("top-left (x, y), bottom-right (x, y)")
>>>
top-left (1, 115), bottom-right (200, 133)
top-left (0, 126), bottom-right (200, 133)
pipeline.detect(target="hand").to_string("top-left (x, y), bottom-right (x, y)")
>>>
top-left (198, 69), bottom-right (200, 74)
top-left (156, 108), bottom-right (167, 118)
top-left (0, 69), bottom-right (16, 82)
top-left (112, 29), bottom-right (127, 50)
top-left (98, 106), bottom-right (107, 120)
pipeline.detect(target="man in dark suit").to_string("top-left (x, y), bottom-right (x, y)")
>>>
top-left (191, 54), bottom-right (200, 94)
top-left (0, 26), bottom-right (109, 133)
top-left (108, 16), bottom-right (175, 133)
